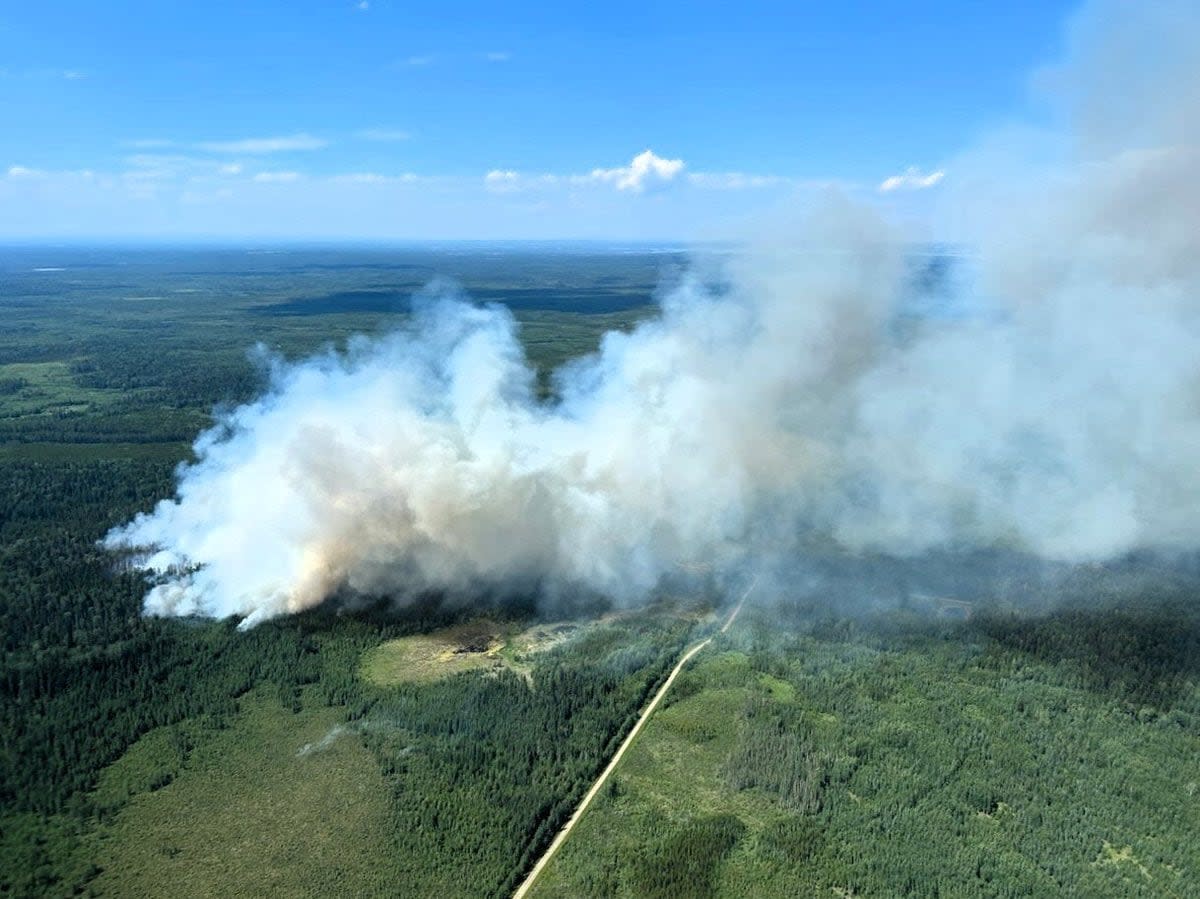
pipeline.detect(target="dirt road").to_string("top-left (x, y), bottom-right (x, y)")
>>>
top-left (511, 581), bottom-right (753, 899)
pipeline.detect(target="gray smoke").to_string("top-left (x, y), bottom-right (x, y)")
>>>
top-left (106, 0), bottom-right (1200, 625)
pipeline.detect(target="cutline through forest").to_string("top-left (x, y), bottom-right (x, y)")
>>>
top-left (512, 577), bottom-right (755, 899)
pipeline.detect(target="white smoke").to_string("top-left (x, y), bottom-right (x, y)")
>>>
top-left (106, 0), bottom-right (1200, 625)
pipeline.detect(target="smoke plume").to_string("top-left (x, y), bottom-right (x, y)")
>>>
top-left (106, 0), bottom-right (1200, 625)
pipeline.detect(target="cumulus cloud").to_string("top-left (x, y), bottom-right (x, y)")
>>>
top-left (589, 149), bottom-right (685, 193)
top-left (198, 134), bottom-right (328, 154)
top-left (878, 166), bottom-right (945, 192)
top-left (480, 152), bottom-right (690, 194)
top-left (485, 158), bottom-right (805, 196)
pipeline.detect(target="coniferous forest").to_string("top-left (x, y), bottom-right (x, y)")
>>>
top-left (2, 247), bottom-right (1198, 897)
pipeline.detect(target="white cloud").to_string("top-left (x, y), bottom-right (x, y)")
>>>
top-left (878, 166), bottom-right (945, 192)
top-left (483, 153), bottom-right (810, 197)
top-left (253, 171), bottom-right (302, 183)
top-left (126, 154), bottom-right (192, 167)
top-left (62, 70), bottom-right (87, 80)
top-left (356, 128), bottom-right (411, 142)
top-left (123, 154), bottom-right (221, 180)
top-left (330, 172), bottom-right (422, 184)
top-left (119, 156), bottom-right (213, 194)
top-left (483, 155), bottom-right (815, 197)
top-left (6, 165), bottom-right (97, 181)
top-left (404, 55), bottom-right (434, 67)
top-left (589, 150), bottom-right (685, 193)
top-left (688, 172), bottom-right (788, 190)
top-left (2, 154), bottom-right (806, 239)
top-left (357, 0), bottom-right (369, 9)
top-left (123, 135), bottom-right (327, 155)
top-left (484, 169), bottom-right (521, 193)
top-left (485, 51), bottom-right (511, 63)
top-left (198, 134), bottom-right (327, 154)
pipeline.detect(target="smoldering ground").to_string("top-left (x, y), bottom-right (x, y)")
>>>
top-left (106, 0), bottom-right (1200, 627)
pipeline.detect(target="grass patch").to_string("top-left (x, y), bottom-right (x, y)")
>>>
top-left (359, 616), bottom-right (615, 686)
top-left (359, 619), bottom-right (514, 686)
top-left (87, 688), bottom-right (396, 898)
top-left (0, 361), bottom-right (126, 418)
top-left (91, 723), bottom-right (192, 811)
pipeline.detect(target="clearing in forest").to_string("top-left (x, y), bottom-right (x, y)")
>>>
top-left (358, 617), bottom-right (596, 686)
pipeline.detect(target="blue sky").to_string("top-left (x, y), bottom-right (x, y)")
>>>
top-left (0, 0), bottom-right (1081, 240)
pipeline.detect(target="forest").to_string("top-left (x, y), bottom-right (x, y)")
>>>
top-left (0, 246), bottom-right (692, 897)
top-left (530, 597), bottom-right (1200, 898)
top-left (2, 246), bottom-right (1198, 897)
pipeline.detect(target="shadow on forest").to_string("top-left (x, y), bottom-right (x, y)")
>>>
top-left (248, 289), bottom-right (416, 317)
top-left (285, 581), bottom-right (618, 639)
top-left (758, 546), bottom-right (1200, 712)
top-left (250, 286), bottom-right (656, 317)
top-left (976, 595), bottom-right (1200, 710)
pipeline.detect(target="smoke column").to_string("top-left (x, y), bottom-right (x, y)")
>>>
top-left (106, 0), bottom-right (1200, 626)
